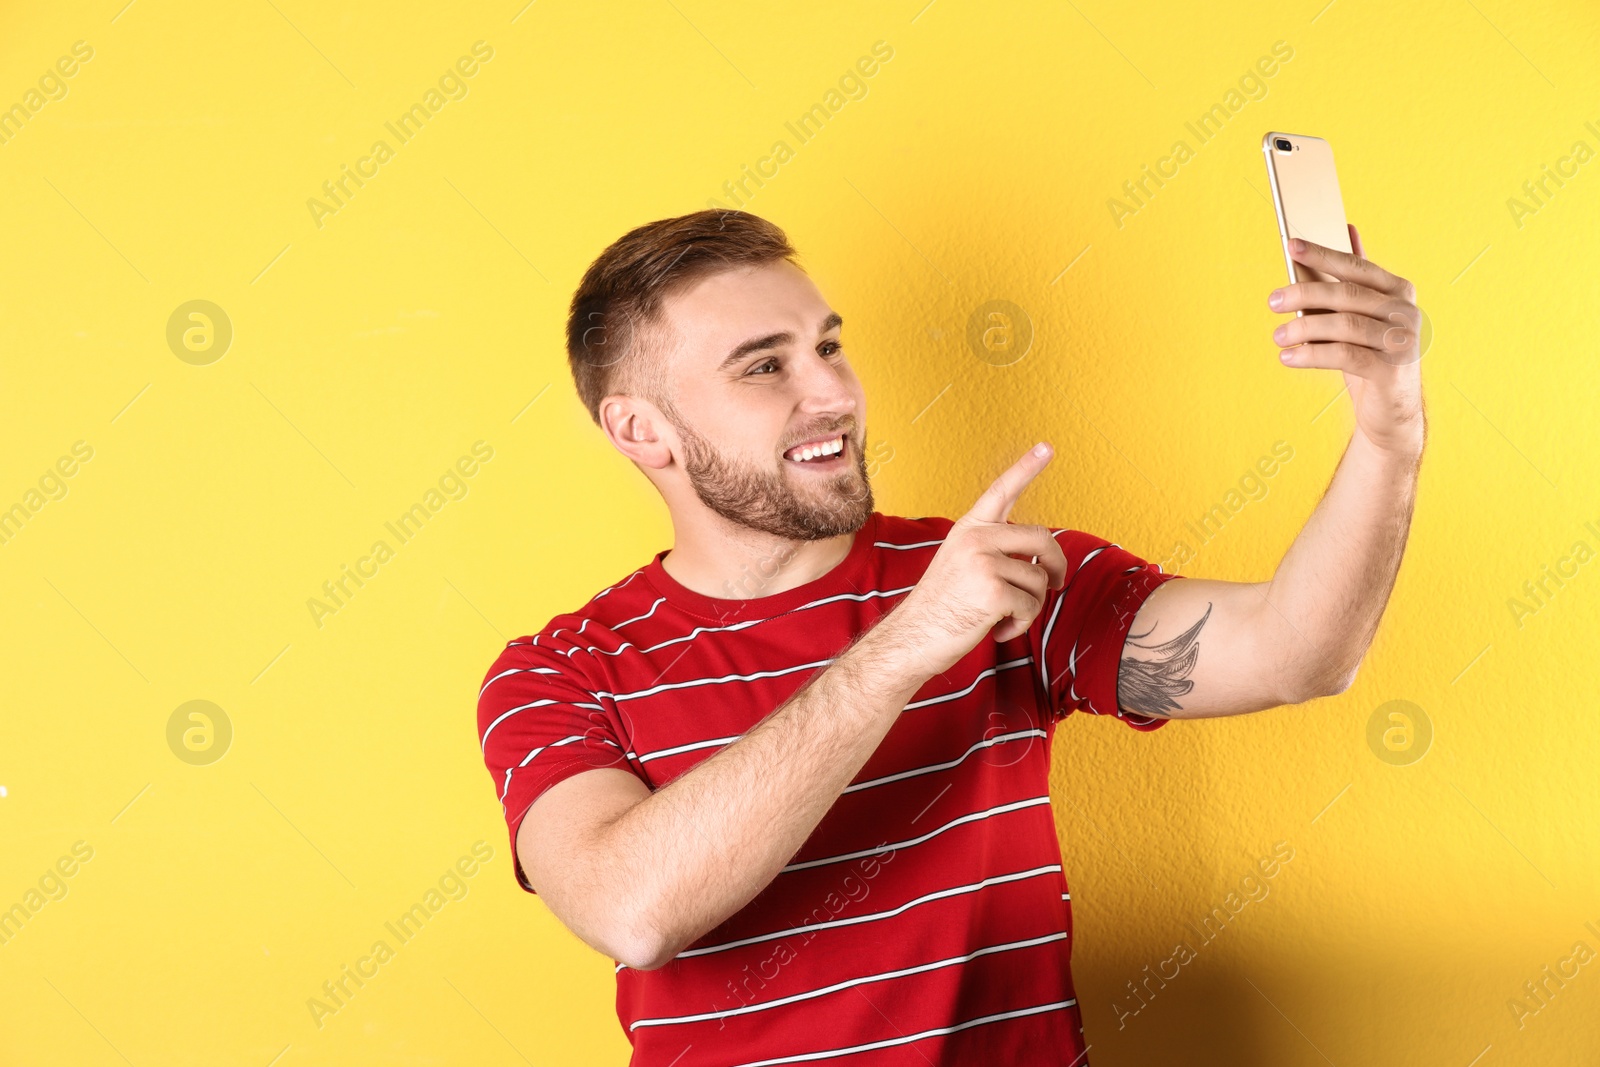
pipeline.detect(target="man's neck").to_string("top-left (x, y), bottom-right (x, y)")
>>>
top-left (659, 518), bottom-right (858, 602)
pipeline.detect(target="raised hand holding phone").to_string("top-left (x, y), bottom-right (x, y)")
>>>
top-left (1268, 225), bottom-right (1427, 459)
top-left (1261, 131), bottom-right (1425, 458)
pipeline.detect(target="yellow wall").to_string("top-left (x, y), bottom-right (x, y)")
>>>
top-left (3, 1), bottom-right (1597, 1064)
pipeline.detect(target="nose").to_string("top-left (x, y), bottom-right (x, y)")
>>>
top-left (793, 347), bottom-right (858, 420)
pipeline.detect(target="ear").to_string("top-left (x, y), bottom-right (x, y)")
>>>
top-left (600, 395), bottom-right (674, 470)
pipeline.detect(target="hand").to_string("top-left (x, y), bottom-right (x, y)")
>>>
top-left (1269, 224), bottom-right (1426, 458)
top-left (882, 443), bottom-right (1068, 678)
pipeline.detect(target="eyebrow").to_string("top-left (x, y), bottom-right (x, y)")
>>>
top-left (717, 311), bottom-right (843, 372)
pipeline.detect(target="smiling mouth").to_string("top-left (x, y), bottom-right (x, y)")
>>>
top-left (784, 433), bottom-right (848, 469)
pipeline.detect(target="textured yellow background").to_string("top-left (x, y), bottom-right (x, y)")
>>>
top-left (3, 1), bottom-right (1598, 1064)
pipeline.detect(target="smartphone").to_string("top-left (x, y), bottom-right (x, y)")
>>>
top-left (1262, 132), bottom-right (1351, 316)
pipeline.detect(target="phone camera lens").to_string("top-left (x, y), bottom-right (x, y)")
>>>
top-left (1274, 138), bottom-right (1292, 152)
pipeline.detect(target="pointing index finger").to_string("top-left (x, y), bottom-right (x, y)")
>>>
top-left (967, 442), bottom-right (1053, 524)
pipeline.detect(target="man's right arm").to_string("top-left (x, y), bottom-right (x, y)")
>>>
top-left (519, 614), bottom-right (932, 971)
top-left (518, 442), bottom-right (1065, 971)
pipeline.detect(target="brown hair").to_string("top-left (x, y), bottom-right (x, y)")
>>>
top-left (565, 209), bottom-right (800, 426)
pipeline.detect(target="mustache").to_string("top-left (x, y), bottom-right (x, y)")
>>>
top-left (783, 421), bottom-right (857, 451)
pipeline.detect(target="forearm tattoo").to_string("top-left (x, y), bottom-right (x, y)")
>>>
top-left (1115, 602), bottom-right (1211, 717)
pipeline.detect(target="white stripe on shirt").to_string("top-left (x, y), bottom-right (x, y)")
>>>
top-left (723, 999), bottom-right (1079, 1067)
top-left (478, 665), bottom-right (561, 699)
top-left (873, 537), bottom-right (945, 550)
top-left (637, 734), bottom-right (741, 765)
top-left (842, 729), bottom-right (1045, 793)
top-left (782, 796), bottom-right (1050, 873)
top-left (481, 698), bottom-right (605, 752)
top-left (612, 597), bottom-right (668, 630)
top-left (603, 659), bottom-right (839, 703)
top-left (656, 863), bottom-right (1064, 965)
top-left (496, 661), bottom-right (1036, 792)
top-left (479, 587), bottom-right (918, 686)
top-left (904, 657), bottom-right (1033, 712)
top-left (629, 931), bottom-right (1068, 1030)
top-left (497, 734), bottom-right (611, 800)
top-left (1038, 539), bottom-right (1106, 704)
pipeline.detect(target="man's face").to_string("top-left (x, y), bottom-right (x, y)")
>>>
top-left (649, 260), bottom-right (873, 541)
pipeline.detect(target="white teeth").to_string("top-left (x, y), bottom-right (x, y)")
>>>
top-left (789, 435), bottom-right (843, 462)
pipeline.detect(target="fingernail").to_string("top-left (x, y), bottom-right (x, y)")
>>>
top-left (1032, 442), bottom-right (1051, 458)
top-left (1269, 289), bottom-right (1284, 308)
top-left (1272, 324), bottom-right (1287, 342)
top-left (1290, 238), bottom-right (1306, 253)
top-left (1279, 349), bottom-right (1294, 363)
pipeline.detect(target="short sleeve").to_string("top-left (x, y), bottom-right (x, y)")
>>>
top-left (1031, 530), bottom-right (1186, 730)
top-left (476, 633), bottom-right (641, 894)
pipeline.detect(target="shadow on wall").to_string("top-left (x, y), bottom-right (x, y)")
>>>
top-left (1082, 966), bottom-right (1290, 1065)
top-left (1072, 947), bottom-right (1592, 1066)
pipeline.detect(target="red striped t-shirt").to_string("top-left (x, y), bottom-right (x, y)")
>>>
top-left (476, 510), bottom-right (1182, 1067)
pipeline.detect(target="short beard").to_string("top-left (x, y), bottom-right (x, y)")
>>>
top-left (662, 400), bottom-right (874, 541)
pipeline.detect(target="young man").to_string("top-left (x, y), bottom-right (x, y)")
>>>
top-left (475, 209), bottom-right (1425, 1066)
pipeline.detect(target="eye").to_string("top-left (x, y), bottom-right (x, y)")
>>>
top-left (744, 342), bottom-right (843, 377)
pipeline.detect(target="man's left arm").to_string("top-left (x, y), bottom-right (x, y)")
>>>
top-left (1116, 225), bottom-right (1427, 719)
